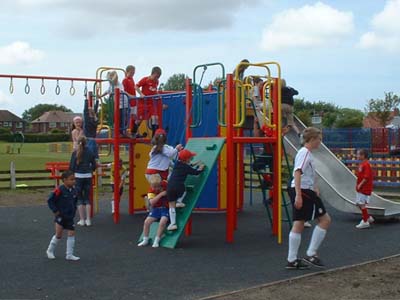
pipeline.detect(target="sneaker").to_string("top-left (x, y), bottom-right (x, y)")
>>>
top-left (137, 239), bottom-right (149, 247)
top-left (167, 223), bottom-right (178, 231)
top-left (152, 241), bottom-right (159, 248)
top-left (176, 202), bottom-right (186, 208)
top-left (356, 220), bottom-right (370, 229)
top-left (46, 250), bottom-right (55, 260)
top-left (85, 219), bottom-right (92, 226)
top-left (303, 255), bottom-right (325, 268)
top-left (304, 221), bottom-right (312, 228)
top-left (368, 216), bottom-right (375, 224)
top-left (66, 255), bottom-right (80, 261)
top-left (77, 220), bottom-right (85, 226)
top-left (285, 259), bottom-right (310, 270)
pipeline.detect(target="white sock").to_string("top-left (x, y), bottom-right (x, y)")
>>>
top-left (66, 236), bottom-right (76, 257)
top-left (306, 226), bottom-right (327, 257)
top-left (47, 235), bottom-right (60, 251)
top-left (177, 191), bottom-right (186, 203)
top-left (169, 208), bottom-right (176, 224)
top-left (111, 201), bottom-right (115, 213)
top-left (153, 236), bottom-right (161, 247)
top-left (287, 231), bottom-right (301, 262)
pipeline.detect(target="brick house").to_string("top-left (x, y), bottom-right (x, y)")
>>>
top-left (31, 111), bottom-right (82, 133)
top-left (0, 110), bottom-right (26, 133)
top-left (363, 109), bottom-right (400, 128)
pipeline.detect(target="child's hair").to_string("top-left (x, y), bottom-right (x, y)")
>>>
top-left (302, 127), bottom-right (322, 143)
top-left (358, 148), bottom-right (369, 159)
top-left (151, 129), bottom-right (167, 154)
top-left (151, 66), bottom-right (162, 76)
top-left (253, 77), bottom-right (262, 84)
top-left (61, 170), bottom-right (74, 181)
top-left (280, 78), bottom-right (287, 88)
top-left (126, 65), bottom-right (135, 73)
top-left (76, 136), bottom-right (87, 165)
top-left (107, 71), bottom-right (118, 83)
top-left (149, 174), bottom-right (162, 187)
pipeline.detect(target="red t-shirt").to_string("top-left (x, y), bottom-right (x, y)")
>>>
top-left (356, 160), bottom-right (373, 195)
top-left (122, 77), bottom-right (136, 106)
top-left (136, 76), bottom-right (159, 119)
top-left (147, 180), bottom-right (168, 208)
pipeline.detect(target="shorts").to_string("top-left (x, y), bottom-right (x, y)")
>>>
top-left (111, 184), bottom-right (124, 196)
top-left (281, 103), bottom-right (294, 127)
top-left (167, 186), bottom-right (185, 203)
top-left (288, 188), bottom-right (327, 221)
top-left (55, 216), bottom-right (75, 231)
top-left (356, 192), bottom-right (370, 205)
top-left (148, 207), bottom-right (169, 220)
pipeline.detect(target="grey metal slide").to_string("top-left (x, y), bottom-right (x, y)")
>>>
top-left (283, 116), bottom-right (400, 217)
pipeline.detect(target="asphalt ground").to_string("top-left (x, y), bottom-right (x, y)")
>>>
top-left (1, 193), bottom-right (400, 300)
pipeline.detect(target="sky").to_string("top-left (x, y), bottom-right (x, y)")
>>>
top-left (0, 0), bottom-right (399, 117)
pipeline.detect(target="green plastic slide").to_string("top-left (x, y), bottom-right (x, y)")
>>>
top-left (138, 137), bottom-right (225, 248)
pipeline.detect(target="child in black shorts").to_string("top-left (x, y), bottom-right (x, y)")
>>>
top-left (166, 149), bottom-right (204, 231)
top-left (286, 127), bottom-right (331, 270)
top-left (46, 170), bottom-right (80, 261)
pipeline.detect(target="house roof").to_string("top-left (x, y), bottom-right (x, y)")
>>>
top-left (31, 111), bottom-right (82, 123)
top-left (363, 111), bottom-right (399, 128)
top-left (0, 110), bottom-right (25, 122)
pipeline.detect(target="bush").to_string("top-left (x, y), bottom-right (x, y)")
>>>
top-left (23, 133), bottom-right (70, 143)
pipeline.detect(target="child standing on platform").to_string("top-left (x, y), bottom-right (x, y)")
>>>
top-left (286, 127), bottom-right (331, 270)
top-left (166, 149), bottom-right (205, 231)
top-left (145, 128), bottom-right (183, 182)
top-left (69, 136), bottom-right (97, 226)
top-left (138, 174), bottom-right (169, 248)
top-left (136, 66), bottom-right (162, 136)
top-left (122, 65), bottom-right (142, 137)
top-left (46, 170), bottom-right (80, 261)
top-left (355, 149), bottom-right (374, 229)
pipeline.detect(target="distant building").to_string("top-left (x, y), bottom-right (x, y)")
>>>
top-left (0, 110), bottom-right (26, 133)
top-left (31, 110), bottom-right (82, 133)
top-left (363, 109), bottom-right (400, 128)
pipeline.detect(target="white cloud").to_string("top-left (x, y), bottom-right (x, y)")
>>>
top-left (0, 41), bottom-right (45, 65)
top-left (358, 0), bottom-right (400, 52)
top-left (1, 0), bottom-right (261, 37)
top-left (260, 2), bottom-right (354, 51)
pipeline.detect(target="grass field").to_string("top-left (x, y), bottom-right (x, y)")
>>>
top-left (0, 141), bottom-right (129, 171)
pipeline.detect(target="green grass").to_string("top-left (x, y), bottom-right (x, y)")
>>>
top-left (0, 141), bottom-right (129, 171)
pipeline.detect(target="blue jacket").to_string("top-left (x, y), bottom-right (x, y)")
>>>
top-left (69, 147), bottom-right (96, 174)
top-left (47, 185), bottom-right (78, 219)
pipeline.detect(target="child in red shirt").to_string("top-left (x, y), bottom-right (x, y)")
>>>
top-left (355, 149), bottom-right (374, 229)
top-left (136, 66), bottom-right (162, 136)
top-left (122, 65), bottom-right (142, 138)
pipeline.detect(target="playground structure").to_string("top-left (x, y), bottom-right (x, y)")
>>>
top-left (3, 61), bottom-right (398, 248)
top-left (0, 61), bottom-right (286, 246)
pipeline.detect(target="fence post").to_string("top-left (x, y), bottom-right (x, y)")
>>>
top-left (10, 161), bottom-right (16, 190)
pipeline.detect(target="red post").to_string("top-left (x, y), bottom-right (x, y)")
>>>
top-left (226, 74), bottom-right (236, 243)
top-left (128, 142), bottom-right (135, 215)
top-left (185, 78), bottom-right (193, 236)
top-left (113, 88), bottom-right (121, 224)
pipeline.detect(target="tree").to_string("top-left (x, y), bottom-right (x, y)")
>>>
top-left (22, 104), bottom-right (73, 122)
top-left (334, 108), bottom-right (364, 128)
top-left (365, 92), bottom-right (400, 127)
top-left (163, 73), bottom-right (188, 91)
top-left (293, 99), bottom-right (338, 128)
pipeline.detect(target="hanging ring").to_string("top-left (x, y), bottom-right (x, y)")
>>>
top-left (9, 78), bottom-right (14, 94)
top-left (55, 79), bottom-right (61, 95)
top-left (70, 80), bottom-right (76, 96)
top-left (40, 79), bottom-right (46, 95)
top-left (25, 78), bottom-right (30, 94)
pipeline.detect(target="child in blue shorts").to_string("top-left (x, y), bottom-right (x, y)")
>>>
top-left (46, 170), bottom-right (80, 261)
top-left (138, 174), bottom-right (169, 248)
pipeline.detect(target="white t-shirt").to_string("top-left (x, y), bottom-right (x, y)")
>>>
top-left (290, 147), bottom-right (315, 190)
top-left (146, 145), bottom-right (178, 171)
top-left (107, 82), bottom-right (128, 108)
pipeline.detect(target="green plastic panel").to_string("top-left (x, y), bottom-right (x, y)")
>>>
top-left (139, 137), bottom-right (225, 248)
